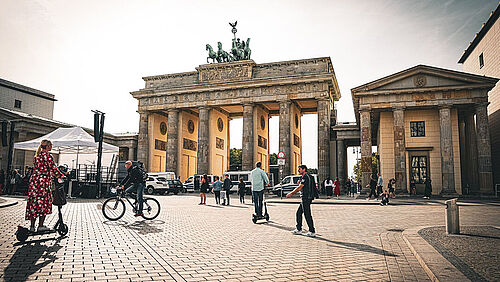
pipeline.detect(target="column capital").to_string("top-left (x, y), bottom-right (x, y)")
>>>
top-left (438, 104), bottom-right (452, 110)
top-left (198, 105), bottom-right (210, 111)
top-left (392, 105), bottom-right (405, 111)
top-left (243, 102), bottom-right (254, 107)
top-left (278, 99), bottom-right (292, 105)
top-left (359, 105), bottom-right (371, 112)
top-left (167, 109), bottom-right (179, 113)
top-left (475, 101), bottom-right (489, 109)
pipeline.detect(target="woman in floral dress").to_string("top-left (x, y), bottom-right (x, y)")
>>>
top-left (25, 140), bottom-right (66, 232)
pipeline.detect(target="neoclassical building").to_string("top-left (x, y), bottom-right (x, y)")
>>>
top-left (352, 65), bottom-right (498, 196)
top-left (131, 58), bottom-right (340, 182)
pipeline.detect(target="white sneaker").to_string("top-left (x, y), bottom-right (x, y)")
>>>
top-left (38, 225), bottom-right (50, 232)
top-left (304, 232), bottom-right (316, 237)
top-left (291, 229), bottom-right (303, 235)
top-left (28, 226), bottom-right (35, 232)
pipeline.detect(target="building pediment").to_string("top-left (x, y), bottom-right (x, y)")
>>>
top-left (352, 65), bottom-right (498, 95)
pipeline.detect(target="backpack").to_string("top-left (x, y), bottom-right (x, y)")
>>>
top-left (304, 173), bottom-right (319, 200)
top-left (135, 163), bottom-right (148, 182)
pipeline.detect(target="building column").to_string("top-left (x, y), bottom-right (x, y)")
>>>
top-left (393, 108), bottom-right (407, 193)
top-left (360, 109), bottom-right (372, 193)
top-left (337, 139), bottom-right (346, 185)
top-left (465, 111), bottom-right (479, 192)
top-left (475, 103), bottom-right (493, 195)
top-left (279, 101), bottom-right (291, 176)
top-left (137, 111), bottom-right (149, 170)
top-left (197, 106), bottom-right (210, 175)
top-left (439, 106), bottom-right (456, 195)
top-left (166, 109), bottom-right (179, 174)
top-left (242, 104), bottom-right (254, 171)
top-left (318, 99), bottom-right (331, 185)
top-left (128, 146), bottom-right (136, 161)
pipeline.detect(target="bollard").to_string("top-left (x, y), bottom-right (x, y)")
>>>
top-left (445, 198), bottom-right (460, 234)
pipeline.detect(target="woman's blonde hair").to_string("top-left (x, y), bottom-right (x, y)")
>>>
top-left (35, 140), bottom-right (52, 157)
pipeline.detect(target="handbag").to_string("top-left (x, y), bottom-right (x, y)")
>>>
top-left (52, 180), bottom-right (67, 206)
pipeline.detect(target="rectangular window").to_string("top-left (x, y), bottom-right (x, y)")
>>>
top-left (411, 156), bottom-right (428, 184)
top-left (14, 100), bottom-right (22, 108)
top-left (410, 121), bottom-right (425, 137)
top-left (479, 53), bottom-right (484, 69)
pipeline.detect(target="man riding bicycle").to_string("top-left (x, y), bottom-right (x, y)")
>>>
top-left (119, 161), bottom-right (145, 216)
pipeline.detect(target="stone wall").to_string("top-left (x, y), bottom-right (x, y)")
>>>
top-left (178, 111), bottom-right (199, 181)
top-left (0, 85), bottom-right (54, 119)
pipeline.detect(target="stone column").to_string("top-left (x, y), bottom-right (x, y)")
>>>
top-left (128, 146), bottom-right (136, 161)
top-left (360, 109), bottom-right (372, 194)
top-left (393, 108), bottom-right (407, 193)
top-left (318, 99), bottom-right (331, 185)
top-left (137, 111), bottom-right (149, 170)
top-left (166, 109), bottom-right (179, 174)
top-left (465, 111), bottom-right (479, 192)
top-left (197, 107), bottom-right (210, 175)
top-left (439, 106), bottom-right (456, 195)
top-left (337, 139), bottom-right (346, 185)
top-left (279, 101), bottom-right (291, 176)
top-left (475, 103), bottom-right (493, 195)
top-left (242, 104), bottom-right (254, 171)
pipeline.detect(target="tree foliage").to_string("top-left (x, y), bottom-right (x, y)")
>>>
top-left (230, 148), bottom-right (242, 166)
top-left (353, 153), bottom-right (379, 183)
top-left (269, 153), bottom-right (277, 165)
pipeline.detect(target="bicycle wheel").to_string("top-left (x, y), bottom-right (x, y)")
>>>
top-left (102, 197), bottom-right (126, 221)
top-left (141, 197), bottom-right (160, 220)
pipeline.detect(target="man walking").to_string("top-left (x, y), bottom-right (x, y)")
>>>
top-left (367, 174), bottom-right (377, 200)
top-left (287, 164), bottom-right (316, 237)
top-left (250, 162), bottom-right (269, 218)
top-left (223, 174), bottom-right (232, 205)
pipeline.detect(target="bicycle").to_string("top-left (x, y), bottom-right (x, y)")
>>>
top-left (102, 187), bottom-right (161, 221)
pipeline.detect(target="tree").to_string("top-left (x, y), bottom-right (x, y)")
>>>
top-left (269, 153), bottom-right (277, 165)
top-left (307, 168), bottom-right (318, 174)
top-left (353, 153), bottom-right (378, 183)
top-left (230, 148), bottom-right (242, 166)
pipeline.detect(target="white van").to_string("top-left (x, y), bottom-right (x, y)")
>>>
top-left (183, 174), bottom-right (217, 192)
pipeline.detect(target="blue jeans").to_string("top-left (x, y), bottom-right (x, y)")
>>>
top-left (252, 190), bottom-right (264, 216)
top-left (126, 182), bottom-right (144, 213)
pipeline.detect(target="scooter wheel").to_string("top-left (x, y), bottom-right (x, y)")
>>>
top-left (252, 215), bottom-right (257, 224)
top-left (265, 214), bottom-right (270, 221)
top-left (57, 224), bottom-right (69, 236)
top-left (16, 227), bottom-right (28, 242)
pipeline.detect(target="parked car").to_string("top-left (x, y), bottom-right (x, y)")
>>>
top-left (272, 174), bottom-right (319, 196)
top-left (183, 175), bottom-right (216, 192)
top-left (166, 179), bottom-right (183, 195)
top-left (145, 176), bottom-right (169, 195)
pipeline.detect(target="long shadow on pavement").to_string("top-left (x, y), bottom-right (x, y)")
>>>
top-left (4, 238), bottom-right (63, 282)
top-left (262, 221), bottom-right (397, 257)
top-left (103, 219), bottom-right (164, 235)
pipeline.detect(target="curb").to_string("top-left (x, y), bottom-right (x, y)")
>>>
top-left (0, 197), bottom-right (19, 208)
top-left (402, 226), bottom-right (469, 282)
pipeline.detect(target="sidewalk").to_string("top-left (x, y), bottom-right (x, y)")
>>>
top-left (403, 225), bottom-right (500, 281)
top-left (0, 196), bottom-right (19, 208)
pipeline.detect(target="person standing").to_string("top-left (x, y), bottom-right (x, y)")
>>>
top-left (212, 176), bottom-right (223, 205)
top-left (333, 177), bottom-right (340, 199)
top-left (367, 174), bottom-right (377, 200)
top-left (11, 169), bottom-right (22, 195)
top-left (287, 164), bottom-right (316, 237)
top-left (376, 173), bottom-right (383, 199)
top-left (423, 178), bottom-right (432, 199)
top-left (250, 162), bottom-right (269, 218)
top-left (223, 174), bottom-right (232, 206)
top-left (25, 140), bottom-right (66, 232)
top-left (388, 178), bottom-right (396, 198)
top-left (199, 175), bottom-right (208, 205)
top-left (0, 169), bottom-right (4, 195)
top-left (238, 178), bottom-right (246, 204)
top-left (324, 177), bottom-right (333, 199)
top-left (410, 178), bottom-right (416, 195)
top-left (345, 178), bottom-right (353, 197)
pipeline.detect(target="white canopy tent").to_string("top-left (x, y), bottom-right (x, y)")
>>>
top-left (14, 127), bottom-right (119, 168)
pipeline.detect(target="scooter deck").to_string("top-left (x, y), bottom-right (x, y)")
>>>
top-left (18, 226), bottom-right (57, 236)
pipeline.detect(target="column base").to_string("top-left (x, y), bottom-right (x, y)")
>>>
top-left (440, 192), bottom-right (459, 198)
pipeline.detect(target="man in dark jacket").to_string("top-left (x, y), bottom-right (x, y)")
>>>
top-left (223, 174), bottom-right (232, 205)
top-left (286, 164), bottom-right (316, 237)
top-left (120, 161), bottom-right (145, 216)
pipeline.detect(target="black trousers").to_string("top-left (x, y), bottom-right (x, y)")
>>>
top-left (296, 198), bottom-right (315, 233)
top-left (214, 191), bottom-right (220, 204)
top-left (368, 188), bottom-right (376, 199)
top-left (224, 190), bottom-right (230, 205)
top-left (239, 194), bottom-right (245, 203)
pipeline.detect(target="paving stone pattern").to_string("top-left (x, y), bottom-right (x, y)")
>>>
top-left (419, 226), bottom-right (500, 281)
top-left (0, 195), bottom-right (499, 281)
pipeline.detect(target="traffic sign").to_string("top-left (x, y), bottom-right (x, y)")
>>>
top-left (277, 159), bottom-right (285, 165)
top-left (277, 151), bottom-right (285, 159)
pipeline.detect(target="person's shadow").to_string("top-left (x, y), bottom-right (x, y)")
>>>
top-left (4, 238), bottom-right (63, 281)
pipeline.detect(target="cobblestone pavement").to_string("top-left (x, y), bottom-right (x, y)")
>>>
top-left (0, 195), bottom-right (499, 281)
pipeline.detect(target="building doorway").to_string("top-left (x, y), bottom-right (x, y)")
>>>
top-left (409, 152), bottom-right (429, 194)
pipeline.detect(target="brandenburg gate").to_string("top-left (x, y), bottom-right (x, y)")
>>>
top-left (131, 57), bottom-right (340, 182)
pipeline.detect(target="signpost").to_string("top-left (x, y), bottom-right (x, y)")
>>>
top-left (278, 151), bottom-right (285, 199)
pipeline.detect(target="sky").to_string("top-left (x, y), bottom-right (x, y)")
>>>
top-left (1, 0), bottom-right (498, 174)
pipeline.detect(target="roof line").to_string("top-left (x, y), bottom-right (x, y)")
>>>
top-left (458, 3), bottom-right (500, 64)
top-left (0, 78), bottom-right (57, 101)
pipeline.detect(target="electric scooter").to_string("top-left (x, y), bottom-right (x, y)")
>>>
top-left (16, 166), bottom-right (70, 242)
top-left (252, 191), bottom-right (270, 223)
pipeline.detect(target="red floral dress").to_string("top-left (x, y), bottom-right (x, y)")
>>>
top-left (25, 151), bottom-right (64, 220)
